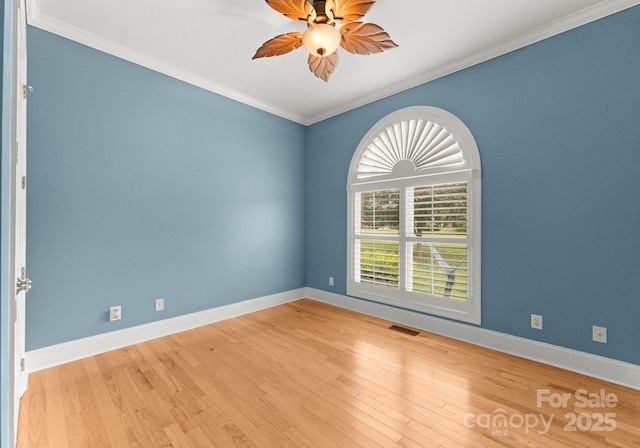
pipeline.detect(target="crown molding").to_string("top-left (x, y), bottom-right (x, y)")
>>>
top-left (303, 0), bottom-right (640, 124)
top-left (26, 0), bottom-right (640, 126)
top-left (25, 1), bottom-right (307, 124)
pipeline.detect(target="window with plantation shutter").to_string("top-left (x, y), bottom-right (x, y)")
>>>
top-left (347, 107), bottom-right (482, 324)
top-left (354, 189), bottom-right (400, 289)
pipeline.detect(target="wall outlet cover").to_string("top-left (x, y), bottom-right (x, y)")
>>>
top-left (592, 326), bottom-right (607, 343)
top-left (531, 314), bottom-right (543, 330)
top-left (109, 306), bottom-right (121, 322)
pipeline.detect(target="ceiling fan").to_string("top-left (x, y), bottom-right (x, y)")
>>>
top-left (252, 0), bottom-right (398, 82)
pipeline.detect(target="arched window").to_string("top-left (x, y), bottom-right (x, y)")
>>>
top-left (347, 106), bottom-right (482, 324)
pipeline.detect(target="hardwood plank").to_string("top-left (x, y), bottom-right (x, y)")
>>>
top-left (194, 373), bottom-right (293, 448)
top-left (185, 427), bottom-right (214, 448)
top-left (195, 395), bottom-right (259, 448)
top-left (57, 362), bottom-right (83, 417)
top-left (193, 346), bottom-right (293, 433)
top-left (126, 406), bottom-right (173, 448)
top-left (15, 389), bottom-right (31, 448)
top-left (16, 299), bottom-right (640, 448)
top-left (71, 360), bottom-right (112, 447)
top-left (164, 422), bottom-right (195, 448)
top-left (65, 412), bottom-right (90, 448)
top-left (25, 371), bottom-right (48, 448)
top-left (83, 357), bottom-right (132, 447)
top-left (43, 368), bottom-right (70, 447)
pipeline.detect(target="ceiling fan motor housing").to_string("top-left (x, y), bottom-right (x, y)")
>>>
top-left (311, 1), bottom-right (332, 24)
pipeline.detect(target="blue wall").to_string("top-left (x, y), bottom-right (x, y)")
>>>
top-left (306, 7), bottom-right (640, 365)
top-left (25, 27), bottom-right (306, 350)
top-left (22, 6), bottom-right (640, 366)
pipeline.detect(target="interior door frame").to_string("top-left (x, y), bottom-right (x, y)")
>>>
top-left (3, 0), bottom-right (29, 445)
top-left (14, 0), bottom-right (28, 402)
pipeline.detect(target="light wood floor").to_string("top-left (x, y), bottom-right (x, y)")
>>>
top-left (17, 299), bottom-right (640, 447)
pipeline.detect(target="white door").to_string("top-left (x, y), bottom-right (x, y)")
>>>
top-left (13, 0), bottom-right (29, 428)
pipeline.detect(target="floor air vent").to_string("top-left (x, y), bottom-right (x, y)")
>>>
top-left (388, 325), bottom-right (420, 336)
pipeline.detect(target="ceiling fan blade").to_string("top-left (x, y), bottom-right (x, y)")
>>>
top-left (265, 0), bottom-right (315, 22)
top-left (340, 22), bottom-right (398, 55)
top-left (308, 51), bottom-right (339, 82)
top-left (253, 32), bottom-right (303, 59)
top-left (325, 0), bottom-right (375, 23)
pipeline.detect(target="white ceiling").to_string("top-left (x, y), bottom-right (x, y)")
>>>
top-left (26, 0), bottom-right (639, 124)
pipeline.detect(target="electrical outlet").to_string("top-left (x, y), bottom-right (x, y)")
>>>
top-left (531, 314), bottom-right (543, 330)
top-left (329, 276), bottom-right (334, 286)
top-left (592, 326), bottom-right (607, 343)
top-left (155, 298), bottom-right (164, 312)
top-left (109, 305), bottom-right (121, 322)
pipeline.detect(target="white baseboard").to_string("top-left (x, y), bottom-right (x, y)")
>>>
top-left (305, 287), bottom-right (640, 391)
top-left (25, 288), bottom-right (306, 373)
top-left (26, 286), bottom-right (639, 391)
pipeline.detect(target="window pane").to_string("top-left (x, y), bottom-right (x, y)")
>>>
top-left (409, 242), bottom-right (467, 300)
top-left (358, 240), bottom-right (399, 288)
top-left (412, 183), bottom-right (467, 237)
top-left (358, 189), bottom-right (400, 236)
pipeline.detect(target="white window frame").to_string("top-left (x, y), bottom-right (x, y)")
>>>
top-left (347, 106), bottom-right (482, 324)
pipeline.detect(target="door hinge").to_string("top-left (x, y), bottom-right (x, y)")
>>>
top-left (22, 176), bottom-right (26, 189)
top-left (16, 268), bottom-right (32, 294)
top-left (22, 85), bottom-right (27, 99)
top-left (20, 358), bottom-right (25, 372)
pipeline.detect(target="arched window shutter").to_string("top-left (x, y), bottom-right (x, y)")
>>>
top-left (347, 106), bottom-right (482, 324)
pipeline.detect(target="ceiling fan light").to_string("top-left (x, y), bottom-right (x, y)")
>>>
top-left (302, 24), bottom-right (341, 57)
